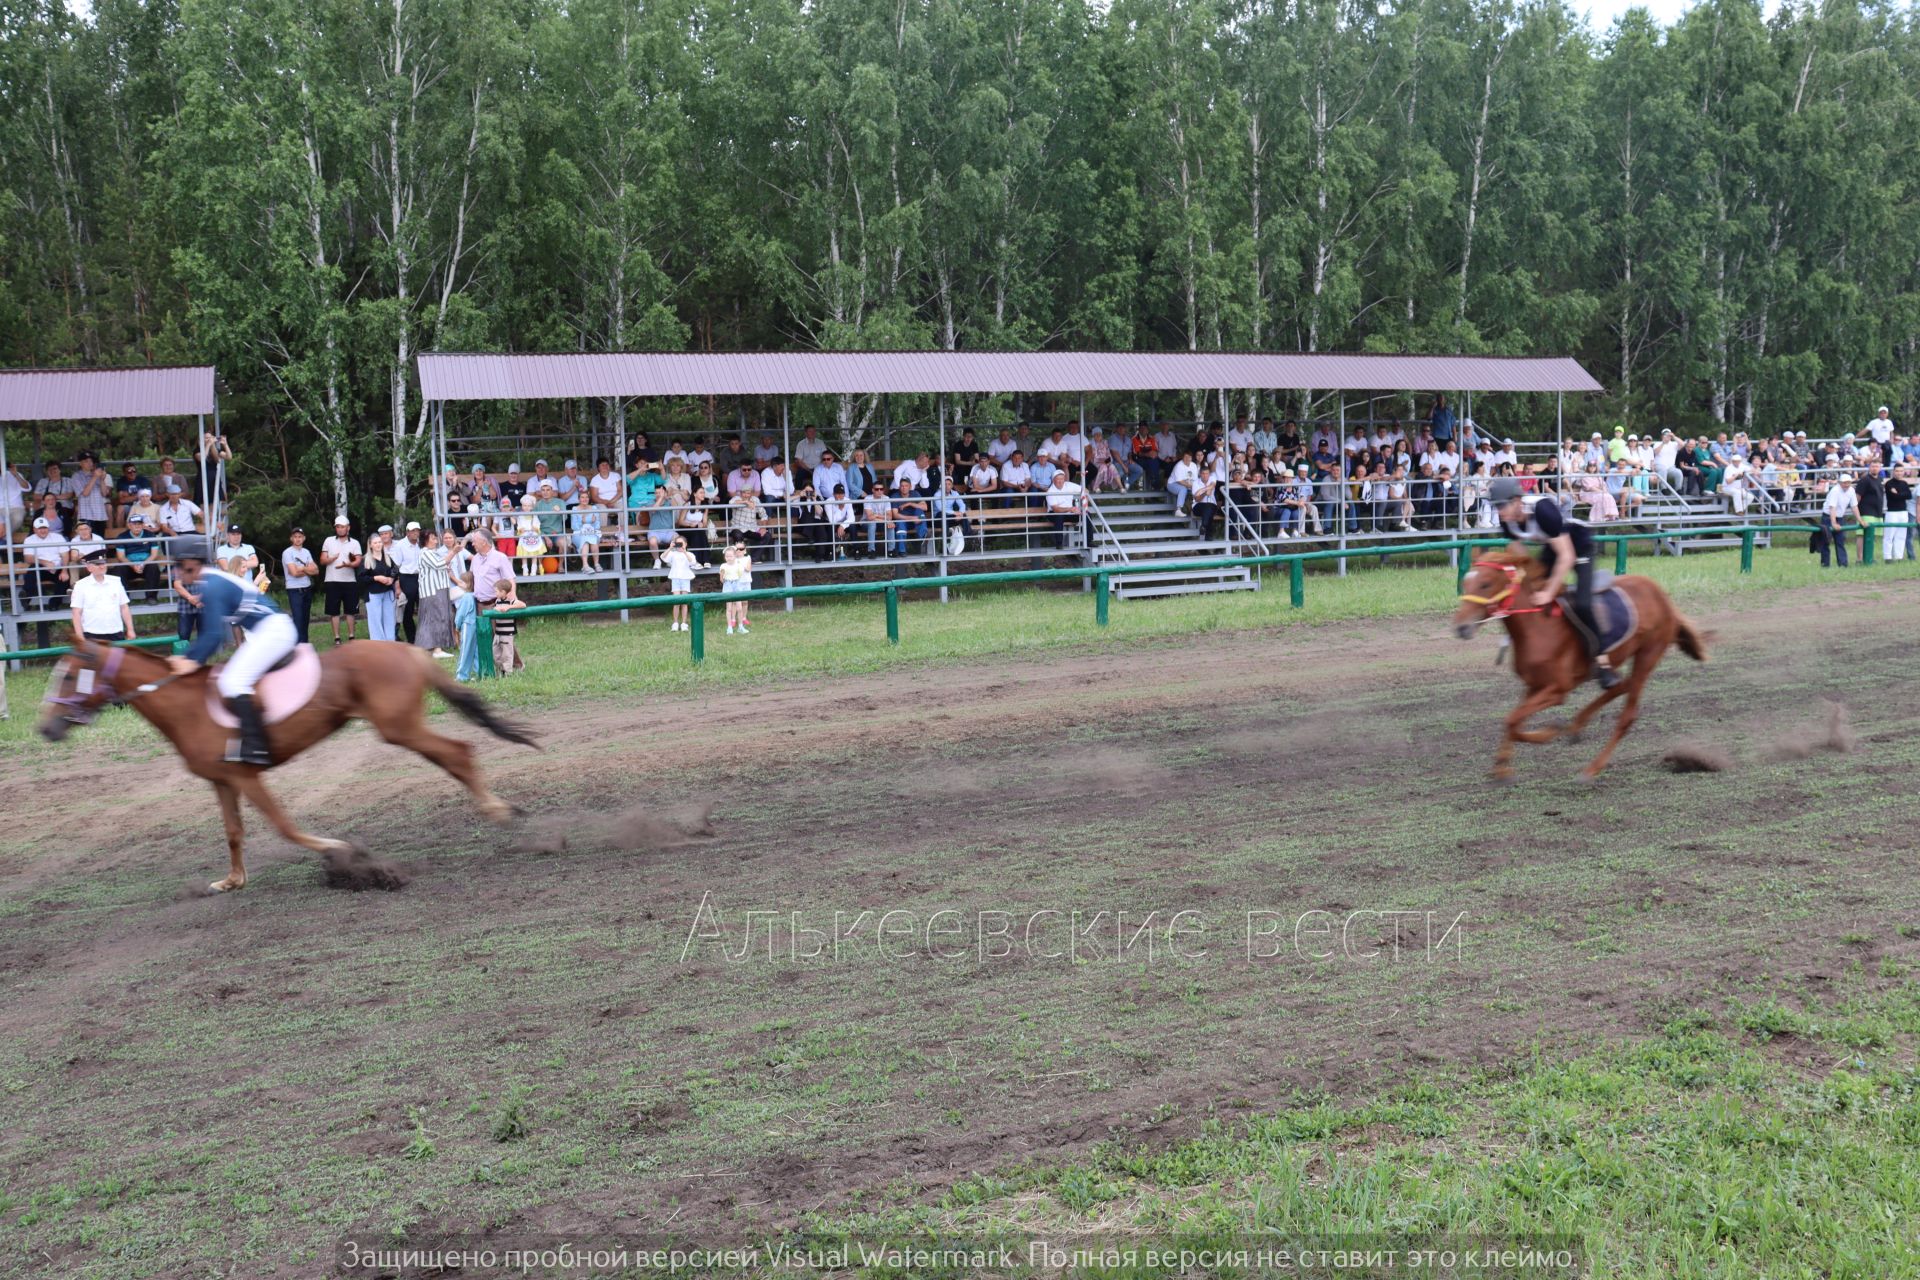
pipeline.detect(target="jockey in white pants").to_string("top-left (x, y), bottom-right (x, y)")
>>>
top-left (166, 535), bottom-right (298, 765)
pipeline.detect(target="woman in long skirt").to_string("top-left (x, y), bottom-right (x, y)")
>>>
top-left (414, 528), bottom-right (457, 657)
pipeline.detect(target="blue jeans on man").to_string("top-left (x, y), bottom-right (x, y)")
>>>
top-left (1819, 514), bottom-right (1849, 568)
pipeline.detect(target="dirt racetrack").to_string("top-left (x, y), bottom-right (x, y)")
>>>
top-left (4, 579), bottom-right (1919, 1276)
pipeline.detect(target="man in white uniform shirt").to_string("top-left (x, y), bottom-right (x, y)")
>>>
top-left (892, 453), bottom-right (928, 494)
top-left (392, 521), bottom-right (425, 642)
top-left (70, 548), bottom-right (134, 641)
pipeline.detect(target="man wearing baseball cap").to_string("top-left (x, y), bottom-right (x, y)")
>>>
top-left (393, 520), bottom-right (425, 642)
top-left (23, 515), bottom-right (69, 610)
top-left (319, 515), bottom-right (363, 644)
top-left (112, 511), bottom-right (162, 594)
top-left (1865, 405), bottom-right (1896, 458)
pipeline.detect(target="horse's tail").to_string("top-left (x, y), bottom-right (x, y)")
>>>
top-left (1674, 611), bottom-right (1710, 662)
top-left (420, 652), bottom-right (542, 749)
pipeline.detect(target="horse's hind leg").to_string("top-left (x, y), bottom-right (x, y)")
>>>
top-left (210, 780), bottom-right (248, 894)
top-left (1581, 645), bottom-right (1664, 778)
top-left (366, 700), bottom-right (514, 823)
top-left (234, 773), bottom-right (358, 856)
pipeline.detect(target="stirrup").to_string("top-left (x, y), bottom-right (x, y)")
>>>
top-left (1593, 662), bottom-right (1621, 690)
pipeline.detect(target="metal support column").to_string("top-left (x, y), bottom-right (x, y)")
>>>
top-left (937, 394), bottom-right (949, 604)
top-left (782, 397), bottom-right (794, 611)
top-left (616, 398), bottom-right (630, 621)
top-left (1336, 399), bottom-right (1348, 577)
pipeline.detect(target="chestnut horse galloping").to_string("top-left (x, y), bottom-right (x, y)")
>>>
top-left (39, 636), bottom-right (537, 891)
top-left (1453, 548), bottom-right (1708, 779)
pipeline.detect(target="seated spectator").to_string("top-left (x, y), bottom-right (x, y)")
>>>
top-left (573, 503), bottom-right (605, 571)
top-left (64, 520), bottom-right (109, 567)
top-left (861, 483), bottom-right (893, 557)
top-left (999, 451), bottom-right (1034, 506)
top-left (932, 479), bottom-right (972, 554)
top-left (891, 479), bottom-right (928, 555)
top-left (1042, 470), bottom-right (1085, 548)
top-left (728, 490), bottom-right (766, 549)
top-left (113, 513), bottom-right (163, 593)
top-left (534, 481), bottom-right (568, 568)
top-left (23, 516), bottom-right (69, 608)
top-left (157, 487), bottom-right (203, 534)
top-left (111, 462), bottom-right (149, 527)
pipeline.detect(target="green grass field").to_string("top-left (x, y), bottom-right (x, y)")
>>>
top-left (2, 542), bottom-right (1918, 1278)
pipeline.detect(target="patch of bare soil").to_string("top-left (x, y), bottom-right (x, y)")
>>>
top-left (319, 844), bottom-right (410, 892)
top-left (4, 578), bottom-right (1918, 1275)
top-left (1763, 700), bottom-right (1858, 761)
top-left (1663, 742), bottom-right (1733, 772)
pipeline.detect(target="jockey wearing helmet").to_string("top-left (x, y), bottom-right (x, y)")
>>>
top-left (1484, 476), bottom-right (1620, 690)
top-left (165, 534), bottom-right (299, 764)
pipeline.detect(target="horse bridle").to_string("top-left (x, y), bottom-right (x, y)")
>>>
top-left (44, 645), bottom-right (180, 723)
top-left (1457, 559), bottom-right (1556, 623)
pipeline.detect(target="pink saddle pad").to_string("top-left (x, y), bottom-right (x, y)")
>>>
top-left (207, 644), bottom-right (324, 727)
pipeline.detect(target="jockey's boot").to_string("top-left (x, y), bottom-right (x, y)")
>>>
top-left (225, 695), bottom-right (273, 766)
top-left (1592, 658), bottom-right (1622, 690)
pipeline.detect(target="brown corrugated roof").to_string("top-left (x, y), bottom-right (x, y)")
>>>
top-left (0, 366), bottom-right (218, 421)
top-left (418, 350), bottom-right (1603, 402)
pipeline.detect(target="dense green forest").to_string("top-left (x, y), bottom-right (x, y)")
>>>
top-left (2, 0), bottom-right (1916, 520)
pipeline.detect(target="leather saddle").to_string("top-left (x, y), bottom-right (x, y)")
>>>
top-left (206, 644), bottom-right (323, 727)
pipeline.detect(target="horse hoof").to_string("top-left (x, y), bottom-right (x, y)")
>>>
top-left (208, 878), bottom-right (244, 893)
top-left (1489, 769), bottom-right (1515, 785)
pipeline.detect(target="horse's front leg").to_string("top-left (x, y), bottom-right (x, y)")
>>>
top-left (210, 780), bottom-right (247, 893)
top-left (232, 772), bottom-right (357, 857)
top-left (1494, 685), bottom-right (1567, 780)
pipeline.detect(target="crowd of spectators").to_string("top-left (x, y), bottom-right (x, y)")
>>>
top-left (6, 404), bottom-right (1915, 658)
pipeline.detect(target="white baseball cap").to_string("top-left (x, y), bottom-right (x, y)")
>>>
top-left (507, 462), bottom-right (520, 474)
top-left (33, 516), bottom-right (49, 528)
top-left (334, 515), bottom-right (350, 526)
top-left (405, 521), bottom-right (421, 531)
top-left (564, 458), bottom-right (579, 468)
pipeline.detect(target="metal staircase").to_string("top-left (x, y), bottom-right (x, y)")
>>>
top-left (1085, 491), bottom-right (1259, 599)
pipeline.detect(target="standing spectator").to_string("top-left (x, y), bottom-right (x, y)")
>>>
top-left (281, 526), bottom-right (317, 639)
top-left (1, 458), bottom-right (29, 533)
top-left (1820, 474), bottom-right (1857, 568)
top-left (391, 522), bottom-right (424, 641)
top-left (171, 539), bottom-right (203, 644)
top-left (1865, 406), bottom-right (1896, 459)
top-left (72, 452), bottom-right (111, 530)
top-left (70, 548), bottom-right (134, 641)
top-left (663, 535), bottom-right (697, 630)
top-left (415, 529), bottom-right (456, 658)
top-left (215, 525), bottom-right (258, 577)
top-left (720, 542), bottom-right (749, 635)
top-left (1428, 394), bottom-right (1455, 446)
top-left (361, 526), bottom-right (399, 640)
top-left (646, 486), bottom-right (680, 565)
top-left (1856, 462), bottom-right (1887, 561)
top-left (451, 563), bottom-right (479, 682)
top-left (467, 526), bottom-right (515, 617)
top-left (487, 579), bottom-right (526, 673)
top-left (319, 515), bottom-right (363, 644)
top-left (1881, 465), bottom-right (1912, 563)
top-left (113, 513), bottom-right (162, 594)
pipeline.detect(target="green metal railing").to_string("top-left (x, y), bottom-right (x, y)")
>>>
top-left (0, 520), bottom-right (1870, 671)
top-left (461, 521), bottom-right (1839, 677)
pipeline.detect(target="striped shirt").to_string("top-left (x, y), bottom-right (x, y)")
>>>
top-left (417, 545), bottom-right (452, 595)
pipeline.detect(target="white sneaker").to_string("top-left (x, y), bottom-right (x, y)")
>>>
top-left (739, 625), bottom-right (750, 634)
top-left (727, 624), bottom-right (737, 635)
top-left (1399, 522), bottom-right (1414, 532)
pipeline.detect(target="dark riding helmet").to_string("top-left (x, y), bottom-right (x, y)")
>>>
top-left (168, 535), bottom-right (214, 564)
top-left (1486, 477), bottom-right (1524, 506)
